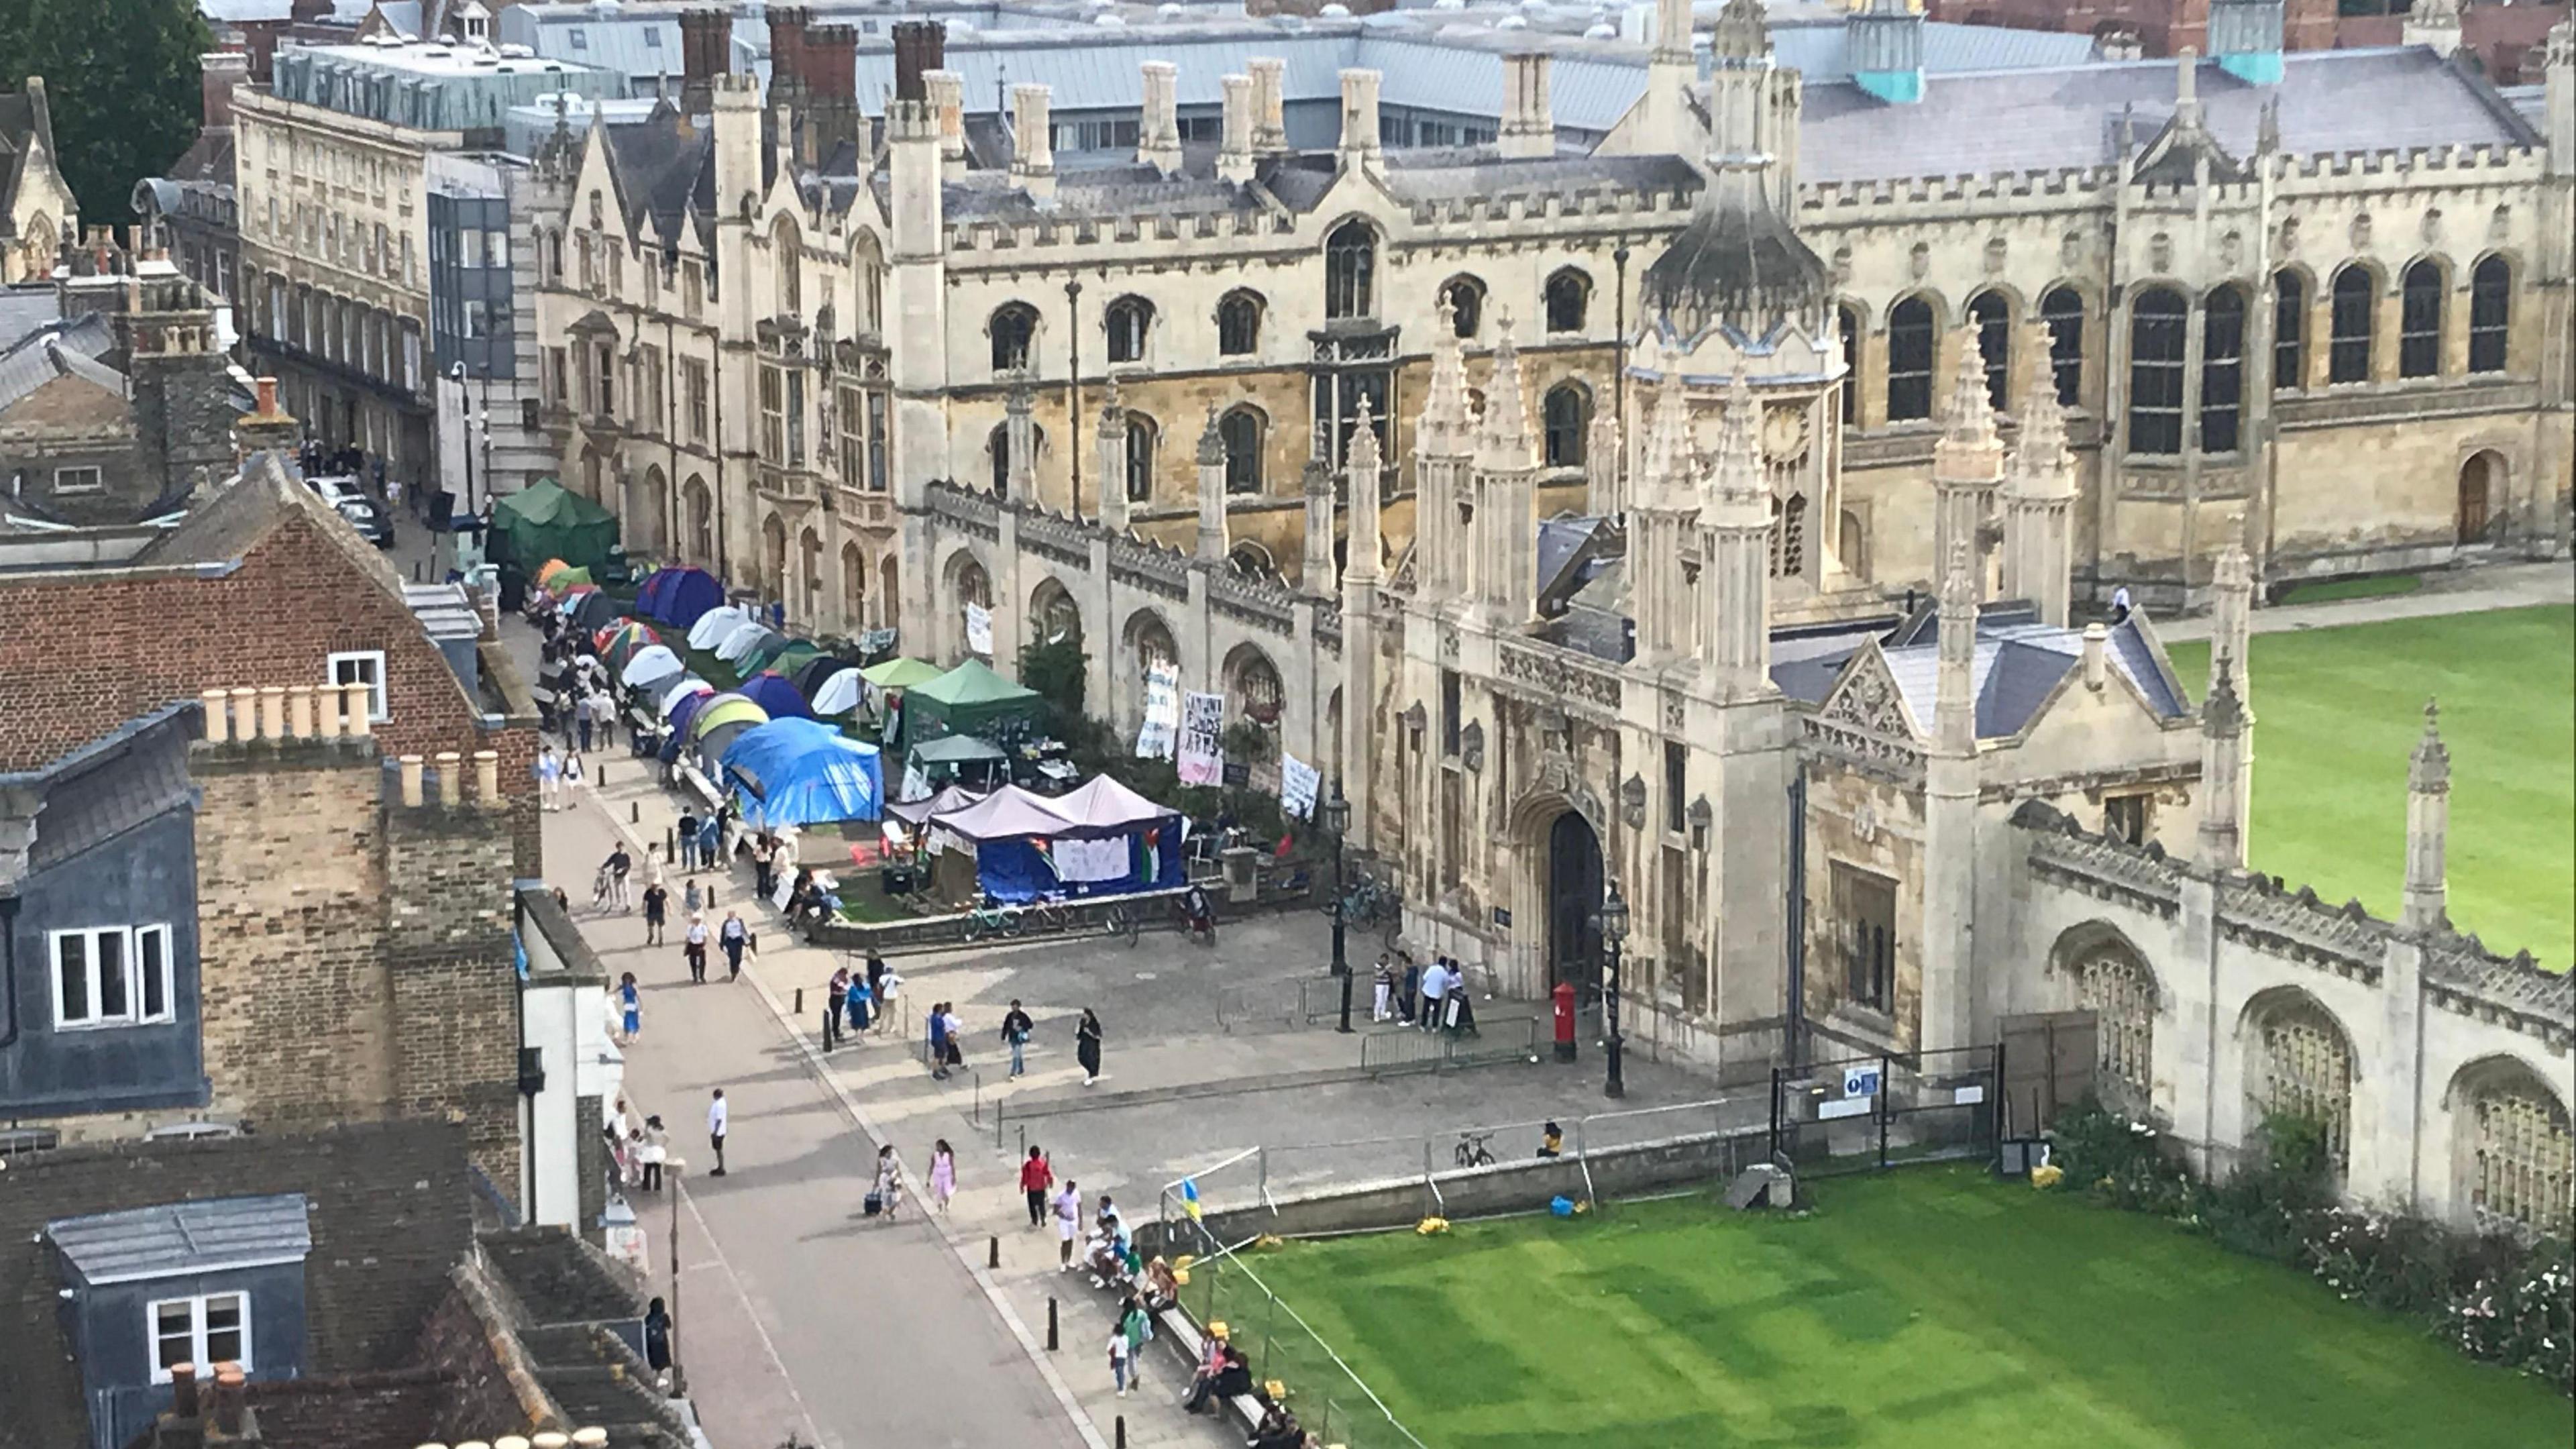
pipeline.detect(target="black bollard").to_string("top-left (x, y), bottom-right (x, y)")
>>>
top-left (794, 987), bottom-right (804, 1015)
top-left (987, 1235), bottom-right (1000, 1270)
top-left (666, 826), bottom-right (677, 859)
top-left (1046, 1296), bottom-right (1059, 1351)
top-left (1114, 1418), bottom-right (1126, 1449)
top-left (631, 801), bottom-right (641, 824)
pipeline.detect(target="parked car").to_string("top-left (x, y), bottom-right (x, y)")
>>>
top-left (309, 475), bottom-right (394, 549)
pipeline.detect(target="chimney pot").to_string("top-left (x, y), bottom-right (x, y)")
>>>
top-left (570, 1431), bottom-right (610, 1449)
top-left (171, 1362), bottom-right (201, 1419)
top-left (475, 750), bottom-right (501, 804)
top-left (201, 690), bottom-right (232, 744)
top-left (2082, 623), bottom-right (2108, 691)
top-left (400, 755), bottom-right (427, 807)
top-left (1138, 61), bottom-right (1182, 175)
top-left (1248, 58), bottom-right (1287, 153)
top-left (433, 751), bottom-right (463, 806)
top-left (1010, 85), bottom-right (1056, 201)
top-left (344, 681), bottom-right (374, 737)
top-left (1498, 52), bottom-right (1555, 159)
top-left (211, 1366), bottom-right (247, 1434)
top-left (287, 684), bottom-right (316, 739)
top-left (256, 686), bottom-right (286, 741)
top-left (1217, 73), bottom-right (1255, 182)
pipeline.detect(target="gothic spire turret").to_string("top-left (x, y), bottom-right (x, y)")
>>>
top-left (1477, 313), bottom-right (1538, 472)
top-left (2404, 698), bottom-right (2451, 931)
top-left (1931, 327), bottom-right (2004, 601)
top-left (1344, 398), bottom-right (1384, 586)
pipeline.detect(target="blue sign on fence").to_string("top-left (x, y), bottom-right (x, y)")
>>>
top-left (1843, 1065), bottom-right (1882, 1099)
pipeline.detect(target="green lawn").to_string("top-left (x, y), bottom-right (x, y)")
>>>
top-left (2163, 605), bottom-right (2574, 967)
top-left (2276, 573), bottom-right (2424, 606)
top-left (1221, 1169), bottom-right (2571, 1449)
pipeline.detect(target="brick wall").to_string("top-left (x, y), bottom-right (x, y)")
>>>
top-left (413, 1269), bottom-right (549, 1441)
top-left (0, 506), bottom-right (542, 879)
top-left (237, 1368), bottom-right (454, 1449)
top-left (184, 737), bottom-right (523, 1191)
top-left (0, 1121), bottom-right (474, 1449)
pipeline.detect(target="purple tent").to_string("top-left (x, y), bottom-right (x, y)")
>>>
top-left (740, 670), bottom-right (814, 720)
top-left (668, 690), bottom-right (718, 738)
top-left (639, 566), bottom-right (726, 629)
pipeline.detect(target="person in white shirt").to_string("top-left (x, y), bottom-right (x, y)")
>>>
top-left (1419, 960), bottom-right (1450, 1032)
top-left (706, 1088), bottom-right (730, 1177)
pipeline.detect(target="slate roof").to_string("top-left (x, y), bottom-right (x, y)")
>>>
top-left (0, 313), bottom-right (125, 415)
top-left (47, 1194), bottom-right (312, 1285)
top-left (601, 106), bottom-right (716, 250)
top-left (136, 451), bottom-right (411, 607)
top-left (9, 702), bottom-right (197, 875)
top-left (1801, 48), bottom-right (2540, 186)
top-left (1777, 609), bottom-right (2190, 740)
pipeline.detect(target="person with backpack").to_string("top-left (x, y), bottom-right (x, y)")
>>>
top-left (999, 999), bottom-right (1035, 1078)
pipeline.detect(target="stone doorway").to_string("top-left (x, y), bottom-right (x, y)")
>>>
top-left (1546, 809), bottom-right (1604, 997)
top-left (2457, 451), bottom-right (2498, 545)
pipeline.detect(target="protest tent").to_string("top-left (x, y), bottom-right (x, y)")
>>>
top-left (659, 676), bottom-right (716, 716)
top-left (535, 558), bottom-right (575, 590)
top-left (714, 621), bottom-right (778, 663)
top-left (1051, 774), bottom-right (1177, 832)
top-left (667, 689), bottom-right (719, 738)
top-left (739, 670), bottom-right (813, 720)
top-left (493, 479), bottom-right (619, 573)
top-left (687, 693), bottom-right (771, 774)
top-left (743, 636), bottom-right (818, 679)
top-left (549, 566), bottom-right (594, 590)
top-left (906, 658), bottom-right (1043, 747)
top-left (886, 782), bottom-right (985, 826)
top-left (566, 591), bottom-right (623, 633)
top-left (930, 777), bottom-right (1180, 902)
top-left (792, 652), bottom-right (848, 699)
top-left (721, 718), bottom-right (884, 828)
top-left (638, 566), bottom-right (724, 629)
top-left (688, 604), bottom-right (753, 651)
top-left (909, 732), bottom-right (1007, 790)
top-left (601, 621), bottom-right (660, 663)
top-left (621, 645), bottom-right (684, 689)
top-left (810, 667), bottom-right (864, 717)
top-left (859, 656), bottom-right (945, 691)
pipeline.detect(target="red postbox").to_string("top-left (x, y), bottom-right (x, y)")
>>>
top-left (1552, 979), bottom-right (1578, 1062)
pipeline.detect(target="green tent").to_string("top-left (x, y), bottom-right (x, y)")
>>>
top-left (492, 480), bottom-right (621, 574)
top-left (860, 656), bottom-right (946, 690)
top-left (905, 658), bottom-right (1042, 748)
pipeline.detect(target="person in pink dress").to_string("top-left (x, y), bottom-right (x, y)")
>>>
top-left (929, 1139), bottom-right (957, 1214)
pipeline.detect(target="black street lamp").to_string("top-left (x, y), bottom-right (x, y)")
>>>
top-left (1597, 883), bottom-right (1629, 1099)
top-left (1323, 782), bottom-right (1353, 1032)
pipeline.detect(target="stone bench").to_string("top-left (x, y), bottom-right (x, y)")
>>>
top-left (1151, 1302), bottom-right (1267, 1431)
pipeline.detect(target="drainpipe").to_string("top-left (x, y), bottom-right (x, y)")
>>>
top-left (1613, 242), bottom-right (1631, 509)
top-left (0, 896), bottom-right (20, 1049)
top-left (1065, 280), bottom-right (1083, 519)
top-left (1784, 761), bottom-right (1807, 1072)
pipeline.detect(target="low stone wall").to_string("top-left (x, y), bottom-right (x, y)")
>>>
top-left (1147, 1126), bottom-right (1771, 1250)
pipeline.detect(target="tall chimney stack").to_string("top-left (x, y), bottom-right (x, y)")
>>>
top-left (679, 7), bottom-right (727, 115)
top-left (1010, 84), bottom-right (1056, 203)
top-left (924, 70), bottom-right (967, 178)
top-left (1138, 60), bottom-right (1182, 176)
top-left (1248, 57), bottom-right (1288, 153)
top-left (890, 18), bottom-right (945, 102)
top-left (1337, 68), bottom-right (1381, 166)
top-left (1497, 52), bottom-right (1554, 159)
top-left (1217, 72), bottom-right (1256, 182)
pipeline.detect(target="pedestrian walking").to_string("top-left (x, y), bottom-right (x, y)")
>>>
top-left (873, 1142), bottom-right (905, 1220)
top-left (718, 910), bottom-right (747, 979)
top-left (643, 880), bottom-right (669, 945)
top-left (1108, 1326), bottom-right (1132, 1399)
top-left (1020, 1146), bottom-right (1053, 1229)
top-left (1075, 1008), bottom-right (1104, 1086)
top-left (684, 877), bottom-right (702, 916)
top-left (928, 1000), bottom-right (951, 1080)
top-left (1119, 1292), bottom-right (1152, 1388)
top-left (677, 810), bottom-right (702, 871)
top-left (824, 966), bottom-right (849, 1051)
top-left (602, 845), bottom-right (634, 911)
top-left (874, 962), bottom-right (902, 1032)
top-left (941, 1002), bottom-right (966, 1073)
top-left (847, 972), bottom-right (873, 1034)
top-left (1053, 1179), bottom-right (1083, 1269)
top-left (617, 971), bottom-right (641, 1042)
top-left (640, 1115), bottom-right (668, 1190)
top-left (929, 1138), bottom-right (956, 1214)
top-left (706, 1089), bottom-right (729, 1177)
top-left (576, 692), bottom-right (596, 752)
top-left (643, 1297), bottom-right (671, 1379)
top-left (1373, 954), bottom-right (1395, 1022)
top-left (1000, 999), bottom-right (1034, 1077)
top-left (684, 912), bottom-right (709, 983)
top-left (537, 745), bottom-right (563, 812)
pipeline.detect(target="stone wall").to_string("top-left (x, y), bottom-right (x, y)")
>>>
top-left (0, 1120), bottom-right (474, 1449)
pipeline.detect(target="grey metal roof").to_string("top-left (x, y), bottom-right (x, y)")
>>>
top-left (19, 704), bottom-right (198, 873)
top-left (48, 1194), bottom-right (312, 1286)
top-left (1795, 609), bottom-right (2188, 741)
top-left (1801, 48), bottom-right (2538, 186)
top-left (0, 316), bottom-right (126, 414)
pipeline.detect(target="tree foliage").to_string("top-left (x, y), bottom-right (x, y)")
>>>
top-left (0, 0), bottom-right (212, 225)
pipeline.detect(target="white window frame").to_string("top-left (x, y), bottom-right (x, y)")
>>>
top-left (327, 650), bottom-right (389, 722)
top-left (52, 466), bottom-right (105, 495)
top-left (136, 924), bottom-right (176, 1024)
top-left (52, 926), bottom-right (129, 1028)
top-left (149, 1292), bottom-right (251, 1383)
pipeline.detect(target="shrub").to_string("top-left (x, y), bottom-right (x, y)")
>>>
top-left (2047, 1097), bottom-right (2574, 1395)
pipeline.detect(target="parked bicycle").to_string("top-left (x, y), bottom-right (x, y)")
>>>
top-left (960, 897), bottom-right (1024, 943)
top-left (1324, 875), bottom-right (1403, 945)
top-left (1453, 1129), bottom-right (1498, 1169)
top-left (1024, 894), bottom-right (1076, 933)
top-left (1102, 902), bottom-right (1142, 947)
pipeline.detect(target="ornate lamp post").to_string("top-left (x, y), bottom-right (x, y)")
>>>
top-left (1323, 782), bottom-right (1353, 1032)
top-left (1597, 885), bottom-right (1629, 1099)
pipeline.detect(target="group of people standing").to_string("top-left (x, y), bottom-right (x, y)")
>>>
top-left (1370, 951), bottom-right (1479, 1034)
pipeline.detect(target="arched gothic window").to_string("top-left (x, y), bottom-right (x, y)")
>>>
top-left (1324, 222), bottom-right (1375, 320)
top-left (1966, 289), bottom-right (2010, 411)
top-left (2041, 286), bottom-right (2084, 406)
top-left (990, 303), bottom-right (1038, 373)
top-left (1218, 291), bottom-right (1263, 356)
top-left (1124, 415), bottom-right (1157, 502)
top-left (2202, 285), bottom-right (2247, 454)
top-left (1106, 296), bottom-right (1152, 364)
top-left (1835, 304), bottom-right (1862, 424)
top-left (2329, 264), bottom-right (2375, 384)
top-left (1542, 383), bottom-right (1589, 468)
top-left (1443, 276), bottom-right (1485, 338)
top-left (2272, 270), bottom-right (2306, 392)
top-left (2467, 256), bottom-right (2511, 374)
top-left (1544, 268), bottom-right (1590, 333)
top-left (2400, 260), bottom-right (2444, 379)
top-left (1885, 297), bottom-right (1935, 422)
top-left (2127, 287), bottom-right (2188, 456)
top-left (1221, 408), bottom-right (1264, 494)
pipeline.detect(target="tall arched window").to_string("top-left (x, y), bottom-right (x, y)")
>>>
top-left (2329, 264), bottom-right (2375, 384)
top-left (2128, 286), bottom-right (2188, 456)
top-left (1106, 295), bottom-right (1152, 364)
top-left (2467, 256), bottom-right (2511, 374)
top-left (2273, 270), bottom-right (2306, 392)
top-left (771, 217), bottom-right (802, 318)
top-left (1443, 276), bottom-right (1485, 338)
top-left (1885, 297), bottom-right (1935, 422)
top-left (1124, 415), bottom-right (1156, 502)
top-left (2041, 286), bottom-right (2084, 406)
top-left (991, 303), bottom-right (1037, 372)
top-left (1544, 268), bottom-right (1590, 333)
top-left (1218, 291), bottom-right (1263, 356)
top-left (1542, 383), bottom-right (1589, 468)
top-left (1221, 408), bottom-right (1263, 493)
top-left (1324, 221), bottom-right (1375, 320)
top-left (2201, 285), bottom-right (2246, 454)
top-left (2400, 260), bottom-right (2444, 379)
top-left (1835, 304), bottom-right (1861, 424)
top-left (1966, 289), bottom-right (2010, 411)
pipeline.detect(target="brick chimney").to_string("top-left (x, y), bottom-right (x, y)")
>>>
top-left (1217, 72), bottom-right (1255, 182)
top-left (924, 69), bottom-right (967, 178)
top-left (679, 6), bottom-right (729, 113)
top-left (1337, 68), bottom-right (1381, 166)
top-left (1248, 57), bottom-right (1288, 153)
top-left (803, 22), bottom-right (859, 166)
top-left (235, 377), bottom-right (301, 472)
top-left (891, 18), bottom-right (945, 102)
top-left (201, 50), bottom-right (250, 136)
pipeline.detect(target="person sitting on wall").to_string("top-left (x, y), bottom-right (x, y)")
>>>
top-left (1184, 1341), bottom-right (1253, 1414)
top-left (1247, 1404), bottom-right (1304, 1449)
top-left (1538, 1121), bottom-right (1563, 1159)
top-left (1142, 1254), bottom-right (1181, 1313)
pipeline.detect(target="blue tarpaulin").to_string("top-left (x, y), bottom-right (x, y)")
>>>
top-left (721, 718), bottom-right (883, 827)
top-left (638, 566), bottom-right (726, 629)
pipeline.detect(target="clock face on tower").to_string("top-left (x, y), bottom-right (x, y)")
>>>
top-left (1762, 404), bottom-right (1811, 464)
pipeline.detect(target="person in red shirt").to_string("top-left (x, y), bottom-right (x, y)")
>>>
top-left (1020, 1146), bottom-right (1055, 1230)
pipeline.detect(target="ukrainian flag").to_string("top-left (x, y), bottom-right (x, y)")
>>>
top-left (1180, 1179), bottom-right (1203, 1220)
